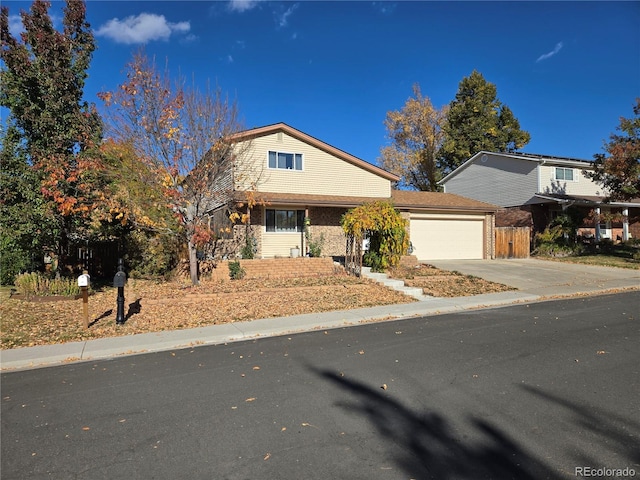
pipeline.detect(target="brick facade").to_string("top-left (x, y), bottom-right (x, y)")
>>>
top-left (201, 257), bottom-right (342, 281)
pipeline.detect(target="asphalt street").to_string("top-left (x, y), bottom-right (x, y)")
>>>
top-left (1, 291), bottom-right (639, 480)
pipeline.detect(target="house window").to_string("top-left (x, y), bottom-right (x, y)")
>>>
top-left (266, 209), bottom-right (305, 232)
top-left (268, 151), bottom-right (303, 170)
top-left (555, 167), bottom-right (574, 181)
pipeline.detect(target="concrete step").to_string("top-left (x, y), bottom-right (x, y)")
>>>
top-left (359, 266), bottom-right (431, 301)
top-left (365, 272), bottom-right (388, 281)
top-left (379, 279), bottom-right (405, 288)
top-left (395, 286), bottom-right (432, 301)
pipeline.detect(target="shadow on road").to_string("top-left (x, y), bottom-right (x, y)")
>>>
top-left (521, 384), bottom-right (640, 468)
top-left (312, 366), bottom-right (640, 479)
top-left (313, 367), bottom-right (559, 480)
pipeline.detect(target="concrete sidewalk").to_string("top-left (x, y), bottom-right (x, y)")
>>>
top-left (2, 259), bottom-right (638, 372)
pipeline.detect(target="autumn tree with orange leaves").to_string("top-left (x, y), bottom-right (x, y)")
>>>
top-left (1, 0), bottom-right (104, 275)
top-left (99, 51), bottom-right (249, 285)
top-left (587, 98), bottom-right (640, 202)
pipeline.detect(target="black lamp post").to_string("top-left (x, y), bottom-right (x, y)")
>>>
top-left (113, 258), bottom-right (127, 325)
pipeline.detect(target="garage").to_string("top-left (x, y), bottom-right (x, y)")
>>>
top-left (409, 214), bottom-right (485, 260)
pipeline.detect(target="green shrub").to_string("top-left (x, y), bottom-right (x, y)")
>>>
top-left (534, 221), bottom-right (585, 257)
top-left (307, 232), bottom-right (325, 258)
top-left (363, 251), bottom-right (384, 272)
top-left (0, 247), bottom-right (36, 286)
top-left (240, 235), bottom-right (255, 259)
top-left (126, 231), bottom-right (180, 279)
top-left (228, 260), bottom-right (245, 280)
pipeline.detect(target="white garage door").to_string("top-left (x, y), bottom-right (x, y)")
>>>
top-left (410, 216), bottom-right (484, 260)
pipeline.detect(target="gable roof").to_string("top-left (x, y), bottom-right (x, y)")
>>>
top-left (231, 122), bottom-right (399, 182)
top-left (440, 151), bottom-right (594, 184)
top-left (233, 189), bottom-right (498, 212)
top-left (391, 190), bottom-right (498, 212)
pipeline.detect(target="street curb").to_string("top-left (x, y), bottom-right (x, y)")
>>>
top-left (1, 292), bottom-right (542, 372)
top-left (5, 287), bottom-right (638, 372)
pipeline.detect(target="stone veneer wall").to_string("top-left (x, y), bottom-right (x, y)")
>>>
top-left (306, 206), bottom-right (348, 257)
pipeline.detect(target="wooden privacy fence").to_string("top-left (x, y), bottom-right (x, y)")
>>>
top-left (495, 227), bottom-right (530, 258)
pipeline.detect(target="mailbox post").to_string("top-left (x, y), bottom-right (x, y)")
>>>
top-left (114, 258), bottom-right (127, 325)
top-left (77, 271), bottom-right (90, 329)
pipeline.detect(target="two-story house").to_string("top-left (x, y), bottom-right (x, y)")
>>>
top-left (440, 151), bottom-right (640, 241)
top-left (210, 123), bottom-right (498, 260)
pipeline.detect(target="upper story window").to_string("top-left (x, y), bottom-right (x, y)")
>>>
top-left (554, 167), bottom-right (574, 181)
top-left (268, 151), bottom-right (303, 170)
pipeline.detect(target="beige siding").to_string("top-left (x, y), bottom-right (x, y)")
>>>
top-left (234, 132), bottom-right (390, 197)
top-left (261, 232), bottom-right (304, 258)
top-left (538, 165), bottom-right (606, 196)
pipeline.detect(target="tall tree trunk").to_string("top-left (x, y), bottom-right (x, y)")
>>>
top-left (188, 239), bottom-right (199, 285)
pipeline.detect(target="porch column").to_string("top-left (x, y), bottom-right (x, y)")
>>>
top-left (622, 208), bottom-right (629, 241)
top-left (595, 207), bottom-right (601, 242)
top-left (303, 208), bottom-right (309, 255)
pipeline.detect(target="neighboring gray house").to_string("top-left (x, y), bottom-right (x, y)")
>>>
top-left (440, 151), bottom-right (640, 241)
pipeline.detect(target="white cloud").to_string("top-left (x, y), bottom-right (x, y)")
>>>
top-left (228, 0), bottom-right (261, 13)
top-left (275, 4), bottom-right (298, 28)
top-left (95, 13), bottom-right (190, 45)
top-left (181, 34), bottom-right (198, 44)
top-left (536, 42), bottom-right (563, 62)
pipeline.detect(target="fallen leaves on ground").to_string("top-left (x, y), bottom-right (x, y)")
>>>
top-left (1, 266), bottom-right (513, 349)
top-left (388, 264), bottom-right (514, 297)
top-left (0, 273), bottom-right (412, 349)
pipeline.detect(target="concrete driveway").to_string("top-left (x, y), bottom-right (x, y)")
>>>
top-left (426, 258), bottom-right (640, 297)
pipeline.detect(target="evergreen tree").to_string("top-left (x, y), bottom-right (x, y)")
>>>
top-left (441, 70), bottom-right (530, 172)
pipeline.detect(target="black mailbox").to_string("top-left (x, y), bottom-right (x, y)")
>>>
top-left (113, 270), bottom-right (126, 288)
top-left (114, 259), bottom-right (126, 325)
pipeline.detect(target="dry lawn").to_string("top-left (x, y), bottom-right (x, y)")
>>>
top-left (1, 274), bottom-right (412, 349)
top-left (1, 266), bottom-right (513, 349)
top-left (388, 263), bottom-right (515, 298)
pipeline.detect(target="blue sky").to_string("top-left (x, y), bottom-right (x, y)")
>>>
top-left (4, 1), bottom-right (640, 168)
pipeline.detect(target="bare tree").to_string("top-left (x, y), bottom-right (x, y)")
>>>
top-left (100, 51), bottom-right (251, 284)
